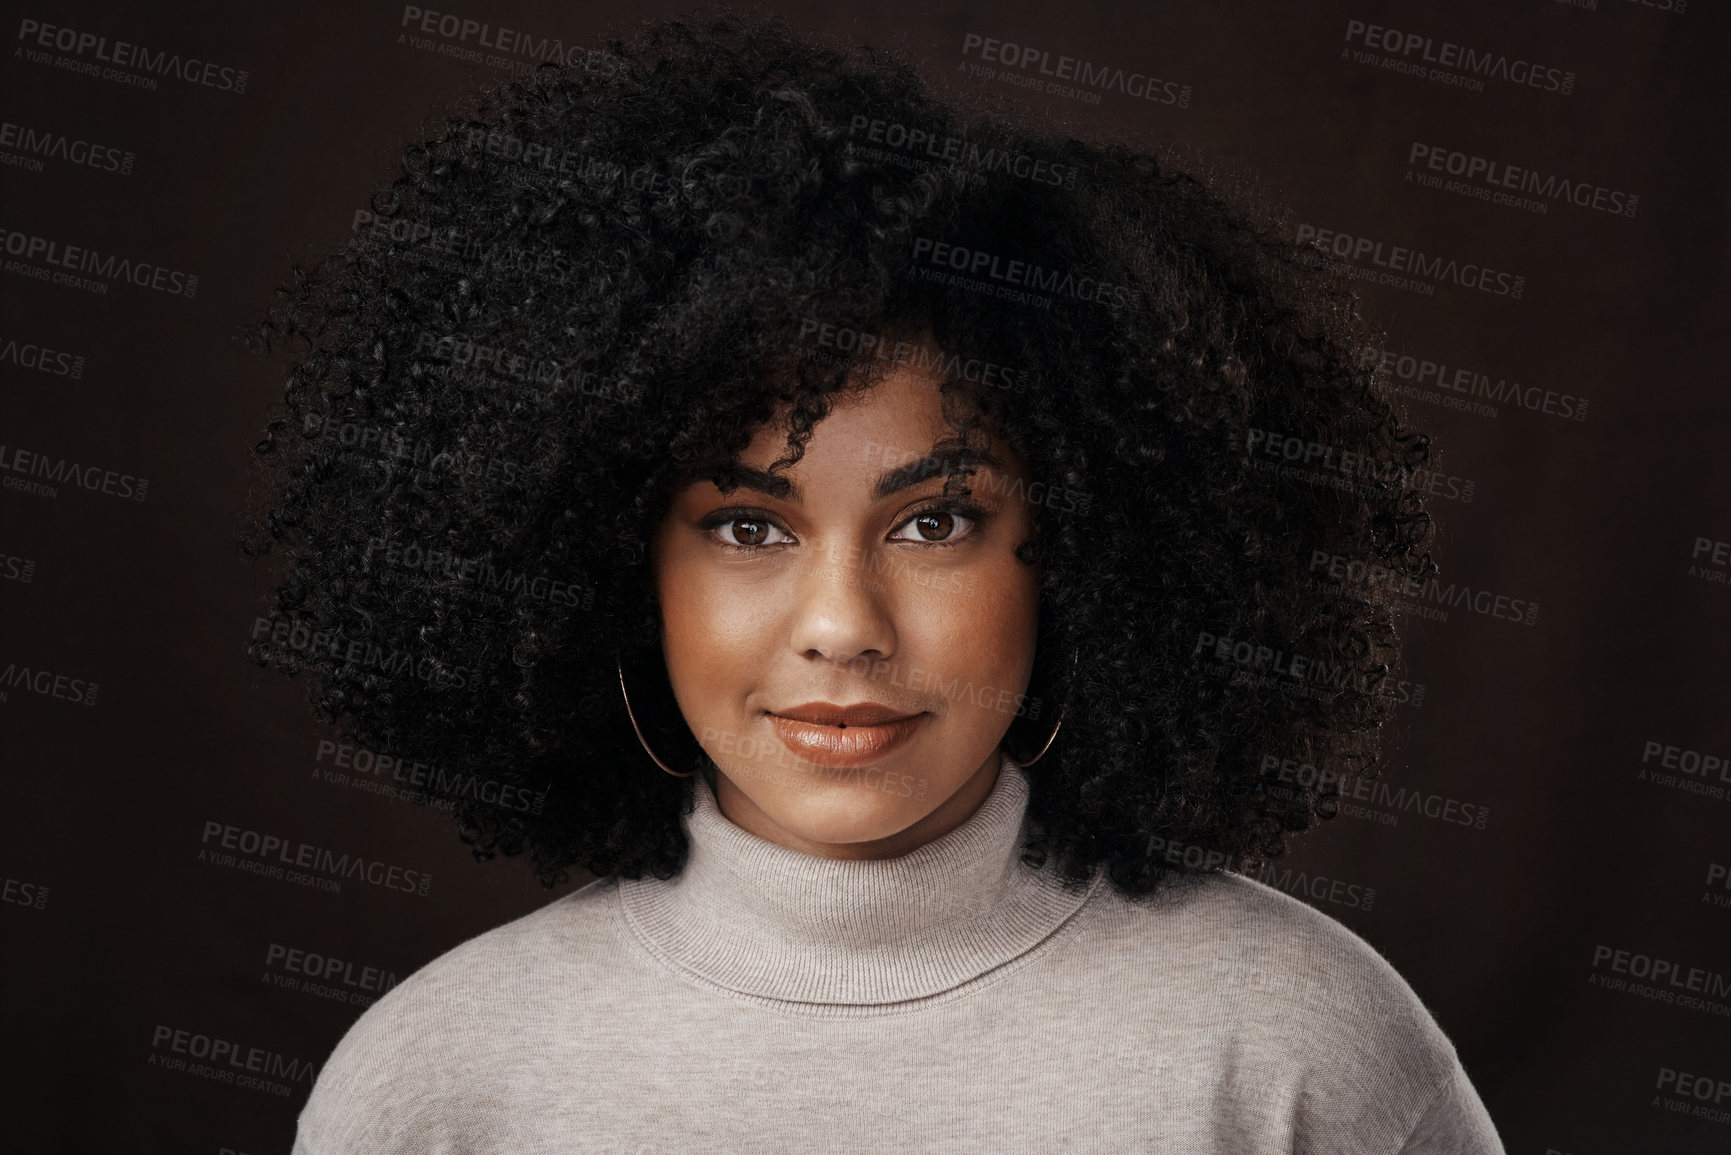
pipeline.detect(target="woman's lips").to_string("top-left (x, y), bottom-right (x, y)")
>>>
top-left (764, 710), bottom-right (927, 767)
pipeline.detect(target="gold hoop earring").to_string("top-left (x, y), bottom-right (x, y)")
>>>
top-left (1012, 646), bottom-right (1079, 769)
top-left (616, 650), bottom-right (694, 778)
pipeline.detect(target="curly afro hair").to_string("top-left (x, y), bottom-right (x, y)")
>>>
top-left (243, 11), bottom-right (1439, 898)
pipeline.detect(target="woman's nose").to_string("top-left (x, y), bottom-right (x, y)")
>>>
top-left (783, 541), bottom-right (898, 667)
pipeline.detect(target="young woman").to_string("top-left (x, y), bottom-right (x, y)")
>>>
top-left (248, 13), bottom-right (1503, 1153)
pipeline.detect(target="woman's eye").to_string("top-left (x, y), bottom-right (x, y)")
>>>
top-left (889, 508), bottom-right (975, 544)
top-left (713, 517), bottom-right (793, 548)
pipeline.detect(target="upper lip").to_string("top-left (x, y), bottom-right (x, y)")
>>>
top-left (769, 701), bottom-right (922, 726)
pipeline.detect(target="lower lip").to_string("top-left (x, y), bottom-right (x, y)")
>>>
top-left (765, 713), bottom-right (927, 767)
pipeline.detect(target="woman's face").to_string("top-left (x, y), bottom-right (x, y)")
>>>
top-left (650, 354), bottom-right (1042, 860)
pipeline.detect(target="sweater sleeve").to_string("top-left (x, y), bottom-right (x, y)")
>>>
top-left (1396, 1060), bottom-right (1505, 1154)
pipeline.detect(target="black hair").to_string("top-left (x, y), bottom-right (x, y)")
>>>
top-left (242, 11), bottom-right (1438, 898)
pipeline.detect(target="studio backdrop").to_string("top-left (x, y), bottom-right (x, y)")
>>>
top-left (1, 0), bottom-right (1727, 1152)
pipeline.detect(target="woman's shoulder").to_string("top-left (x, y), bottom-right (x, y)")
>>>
top-left (358, 875), bottom-right (622, 1014)
top-left (291, 877), bottom-right (624, 1154)
top-left (1092, 866), bottom-right (1438, 1021)
top-left (1085, 866), bottom-right (1464, 1077)
top-left (1079, 868), bottom-right (1499, 1150)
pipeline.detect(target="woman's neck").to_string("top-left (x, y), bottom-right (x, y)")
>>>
top-left (616, 755), bottom-right (1104, 1008)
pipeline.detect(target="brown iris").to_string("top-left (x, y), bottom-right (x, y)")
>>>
top-left (732, 518), bottom-right (770, 546)
top-left (911, 511), bottom-right (954, 541)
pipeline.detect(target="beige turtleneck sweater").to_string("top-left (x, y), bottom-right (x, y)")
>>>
top-left (291, 754), bottom-right (1504, 1153)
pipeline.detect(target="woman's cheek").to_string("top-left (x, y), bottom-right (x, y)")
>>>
top-left (909, 583), bottom-right (1032, 729)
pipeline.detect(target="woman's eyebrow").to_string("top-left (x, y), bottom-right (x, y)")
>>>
top-left (871, 445), bottom-right (1002, 500)
top-left (688, 446), bottom-right (1004, 504)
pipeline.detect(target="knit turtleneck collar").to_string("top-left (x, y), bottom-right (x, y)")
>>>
top-left (616, 754), bottom-right (1103, 1008)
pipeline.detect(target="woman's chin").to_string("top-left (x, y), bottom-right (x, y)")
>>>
top-left (721, 771), bottom-right (924, 851)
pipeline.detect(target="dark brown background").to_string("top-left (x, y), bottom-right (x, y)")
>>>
top-left (2, 1), bottom-right (1727, 1152)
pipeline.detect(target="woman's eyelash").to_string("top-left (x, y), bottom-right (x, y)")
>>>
top-left (701, 499), bottom-right (989, 552)
top-left (890, 500), bottom-right (988, 547)
top-left (700, 509), bottom-right (794, 550)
